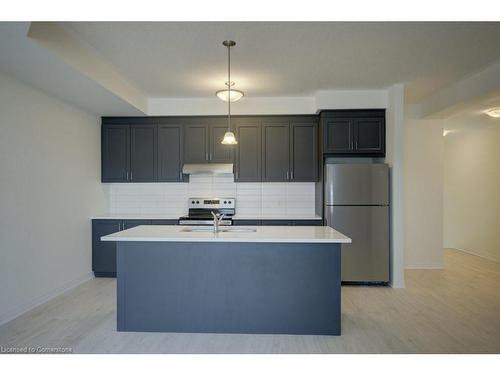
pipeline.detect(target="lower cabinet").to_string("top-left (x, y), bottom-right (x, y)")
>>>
top-left (123, 220), bottom-right (151, 230)
top-left (232, 220), bottom-right (262, 226)
top-left (92, 220), bottom-right (121, 277)
top-left (92, 219), bottom-right (177, 277)
top-left (233, 219), bottom-right (323, 226)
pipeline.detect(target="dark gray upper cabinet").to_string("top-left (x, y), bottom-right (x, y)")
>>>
top-left (184, 123), bottom-right (209, 163)
top-left (210, 124), bottom-right (234, 163)
top-left (234, 120), bottom-right (261, 182)
top-left (184, 121), bottom-right (234, 164)
top-left (262, 121), bottom-right (290, 182)
top-left (158, 124), bottom-right (184, 182)
top-left (102, 124), bottom-right (130, 182)
top-left (355, 117), bottom-right (385, 154)
top-left (102, 115), bottom-right (321, 183)
top-left (321, 110), bottom-right (385, 157)
top-left (290, 121), bottom-right (318, 182)
top-left (130, 125), bottom-right (157, 182)
top-left (324, 119), bottom-right (354, 153)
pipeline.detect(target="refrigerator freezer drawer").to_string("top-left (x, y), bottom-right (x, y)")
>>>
top-left (324, 164), bottom-right (389, 205)
top-left (325, 205), bottom-right (389, 283)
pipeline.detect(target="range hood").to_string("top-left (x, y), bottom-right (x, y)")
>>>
top-left (182, 163), bottom-right (234, 176)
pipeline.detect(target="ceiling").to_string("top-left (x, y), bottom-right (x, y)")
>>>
top-left (0, 22), bottom-right (144, 116)
top-left (62, 22), bottom-right (500, 103)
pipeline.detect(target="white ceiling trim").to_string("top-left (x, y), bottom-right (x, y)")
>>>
top-left (418, 60), bottom-right (500, 119)
top-left (148, 89), bottom-right (390, 116)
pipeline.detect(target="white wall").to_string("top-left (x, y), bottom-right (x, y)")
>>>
top-left (0, 72), bottom-right (106, 325)
top-left (404, 116), bottom-right (444, 268)
top-left (444, 118), bottom-right (500, 262)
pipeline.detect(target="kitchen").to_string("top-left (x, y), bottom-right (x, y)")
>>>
top-left (1, 12), bottom-right (500, 371)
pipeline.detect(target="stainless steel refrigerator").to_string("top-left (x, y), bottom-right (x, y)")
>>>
top-left (324, 164), bottom-right (390, 284)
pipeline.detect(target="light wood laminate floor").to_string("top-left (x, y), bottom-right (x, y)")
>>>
top-left (0, 249), bottom-right (499, 353)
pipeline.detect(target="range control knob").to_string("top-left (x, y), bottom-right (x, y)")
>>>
top-left (224, 201), bottom-right (227, 204)
top-left (191, 200), bottom-right (195, 204)
top-left (196, 201), bottom-right (200, 204)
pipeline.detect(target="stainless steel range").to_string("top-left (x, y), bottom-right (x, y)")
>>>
top-left (178, 198), bottom-right (235, 226)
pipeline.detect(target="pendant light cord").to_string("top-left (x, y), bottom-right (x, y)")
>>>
top-left (227, 43), bottom-right (231, 132)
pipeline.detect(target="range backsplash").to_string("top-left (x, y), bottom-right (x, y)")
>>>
top-left (104, 174), bottom-right (316, 218)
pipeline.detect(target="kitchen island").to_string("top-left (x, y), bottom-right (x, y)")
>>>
top-left (102, 225), bottom-right (351, 336)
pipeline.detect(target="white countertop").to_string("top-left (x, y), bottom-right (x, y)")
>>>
top-left (90, 214), bottom-right (179, 220)
top-left (101, 225), bottom-right (351, 244)
top-left (90, 214), bottom-right (322, 220)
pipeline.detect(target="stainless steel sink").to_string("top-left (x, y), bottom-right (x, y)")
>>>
top-left (222, 228), bottom-right (257, 233)
top-left (181, 227), bottom-right (256, 233)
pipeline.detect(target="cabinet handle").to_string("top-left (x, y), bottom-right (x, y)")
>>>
top-left (206, 151), bottom-right (209, 161)
top-left (179, 171), bottom-right (183, 181)
top-left (286, 171), bottom-right (290, 180)
top-left (235, 170), bottom-right (239, 180)
top-left (291, 171), bottom-right (294, 180)
top-left (126, 171), bottom-right (129, 181)
top-left (209, 151), bottom-right (212, 161)
top-left (130, 171), bottom-right (133, 181)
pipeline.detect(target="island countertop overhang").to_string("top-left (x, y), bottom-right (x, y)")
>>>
top-left (101, 225), bottom-right (352, 244)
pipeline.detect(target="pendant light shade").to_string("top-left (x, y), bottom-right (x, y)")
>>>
top-left (485, 107), bottom-right (500, 118)
top-left (216, 89), bottom-right (244, 102)
top-left (221, 131), bottom-right (238, 145)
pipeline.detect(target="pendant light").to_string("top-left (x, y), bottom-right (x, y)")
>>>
top-left (220, 40), bottom-right (238, 145)
top-left (216, 82), bottom-right (244, 102)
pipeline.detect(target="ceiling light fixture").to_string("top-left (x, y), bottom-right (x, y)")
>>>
top-left (485, 107), bottom-right (500, 118)
top-left (216, 82), bottom-right (244, 102)
top-left (220, 40), bottom-right (238, 145)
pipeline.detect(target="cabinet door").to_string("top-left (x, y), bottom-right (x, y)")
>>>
top-left (233, 219), bottom-right (262, 226)
top-left (184, 124), bottom-right (209, 163)
top-left (324, 119), bottom-right (354, 154)
top-left (262, 122), bottom-right (290, 182)
top-left (92, 220), bottom-right (121, 275)
top-left (130, 125), bottom-right (157, 182)
top-left (210, 124), bottom-right (234, 163)
top-left (151, 220), bottom-right (178, 225)
top-left (290, 122), bottom-right (318, 182)
top-left (123, 220), bottom-right (152, 230)
top-left (293, 220), bottom-right (323, 226)
top-left (261, 220), bottom-right (294, 226)
top-left (102, 125), bottom-right (130, 182)
top-left (235, 121), bottom-right (261, 182)
top-left (355, 117), bottom-right (385, 154)
top-left (158, 124), bottom-right (184, 182)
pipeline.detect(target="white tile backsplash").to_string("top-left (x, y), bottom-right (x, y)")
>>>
top-left (106, 175), bottom-right (316, 217)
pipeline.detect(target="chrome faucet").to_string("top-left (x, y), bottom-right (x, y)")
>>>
top-left (211, 211), bottom-right (225, 233)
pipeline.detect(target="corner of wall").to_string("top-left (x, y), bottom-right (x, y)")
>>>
top-left (386, 84), bottom-right (406, 288)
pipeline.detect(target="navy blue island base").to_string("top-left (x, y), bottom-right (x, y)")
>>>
top-left (117, 241), bottom-right (342, 335)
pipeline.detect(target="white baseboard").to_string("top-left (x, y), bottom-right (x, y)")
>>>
top-left (405, 266), bottom-right (444, 270)
top-left (0, 272), bottom-right (94, 327)
top-left (448, 247), bottom-right (500, 263)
